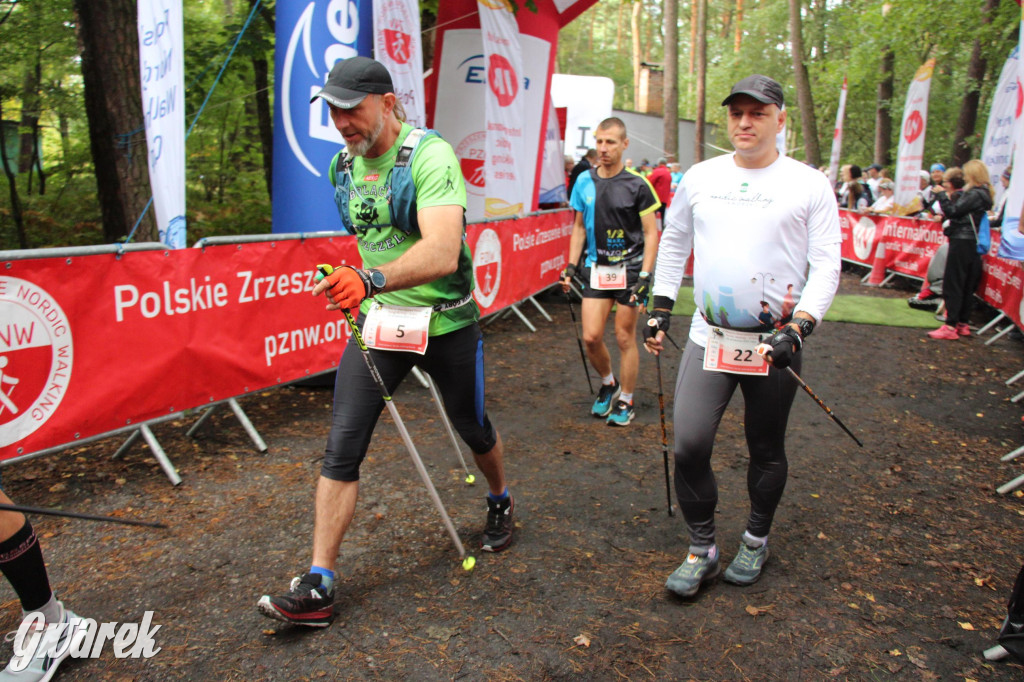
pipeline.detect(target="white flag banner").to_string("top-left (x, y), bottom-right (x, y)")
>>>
top-left (373, 0), bottom-right (426, 128)
top-left (478, 0), bottom-right (527, 218)
top-left (982, 46), bottom-right (1020, 210)
top-left (537, 97), bottom-right (568, 205)
top-left (894, 59), bottom-right (935, 213)
top-left (1004, 5), bottom-right (1024, 238)
top-left (827, 77), bottom-right (848, 186)
top-left (137, 0), bottom-right (186, 248)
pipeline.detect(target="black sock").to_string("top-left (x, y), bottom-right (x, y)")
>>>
top-left (0, 520), bottom-right (53, 612)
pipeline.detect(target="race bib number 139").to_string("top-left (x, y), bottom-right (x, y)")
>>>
top-left (363, 303), bottom-right (431, 355)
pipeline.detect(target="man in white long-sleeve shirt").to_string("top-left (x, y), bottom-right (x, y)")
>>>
top-left (643, 74), bottom-right (841, 599)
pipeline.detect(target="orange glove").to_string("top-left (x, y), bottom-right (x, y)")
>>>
top-left (318, 265), bottom-right (371, 310)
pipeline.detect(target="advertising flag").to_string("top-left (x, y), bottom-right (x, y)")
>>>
top-left (894, 59), bottom-right (935, 213)
top-left (478, 0), bottom-right (527, 218)
top-left (827, 77), bottom-right (848, 186)
top-left (1001, 4), bottom-right (1024, 258)
top-left (982, 47), bottom-right (1019, 209)
top-left (537, 97), bottom-right (568, 205)
top-left (137, 0), bottom-right (186, 248)
top-left (373, 0), bottom-right (426, 127)
top-left (273, 1), bottom-right (373, 234)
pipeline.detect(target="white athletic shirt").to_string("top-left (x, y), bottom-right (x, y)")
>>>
top-left (653, 152), bottom-right (842, 348)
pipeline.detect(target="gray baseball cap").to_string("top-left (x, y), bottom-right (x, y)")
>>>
top-left (310, 56), bottom-right (394, 109)
top-left (722, 74), bottom-right (784, 108)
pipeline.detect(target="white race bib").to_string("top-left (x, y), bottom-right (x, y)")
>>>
top-left (703, 327), bottom-right (770, 376)
top-left (590, 263), bottom-right (627, 290)
top-left (362, 302), bottom-right (432, 355)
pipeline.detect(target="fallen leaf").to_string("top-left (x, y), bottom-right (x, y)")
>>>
top-left (958, 621), bottom-right (975, 631)
top-left (817, 531), bottom-right (828, 540)
top-left (745, 604), bottom-right (774, 616)
top-left (573, 634), bottom-right (591, 647)
top-left (888, 649), bottom-right (902, 656)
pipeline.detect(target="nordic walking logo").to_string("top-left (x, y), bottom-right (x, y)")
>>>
top-left (473, 228), bottom-right (502, 309)
top-left (0, 277), bottom-right (73, 448)
top-left (7, 611), bottom-right (161, 671)
top-left (852, 215), bottom-right (877, 262)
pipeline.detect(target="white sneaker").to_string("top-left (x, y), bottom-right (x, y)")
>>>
top-left (0, 603), bottom-right (86, 682)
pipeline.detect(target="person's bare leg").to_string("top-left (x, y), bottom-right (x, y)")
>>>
top-left (472, 430), bottom-right (506, 496)
top-left (581, 297), bottom-right (615, 378)
top-left (311, 477), bottom-right (359, 572)
top-left (614, 304), bottom-right (641, 395)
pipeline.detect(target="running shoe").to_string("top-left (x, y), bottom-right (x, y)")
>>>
top-left (927, 324), bottom-right (959, 340)
top-left (665, 551), bottom-right (720, 598)
top-left (955, 322), bottom-right (971, 337)
top-left (0, 602), bottom-right (86, 682)
top-left (257, 573), bottom-right (334, 627)
top-left (723, 541), bottom-right (770, 586)
top-left (606, 400), bottom-right (635, 426)
top-left (481, 494), bottom-right (514, 552)
top-left (907, 295), bottom-right (939, 311)
top-left (592, 380), bottom-right (620, 417)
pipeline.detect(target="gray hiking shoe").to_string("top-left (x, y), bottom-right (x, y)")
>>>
top-left (665, 551), bottom-right (720, 597)
top-left (723, 541), bottom-right (769, 585)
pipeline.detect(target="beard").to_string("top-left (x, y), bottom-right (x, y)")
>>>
top-left (345, 110), bottom-right (386, 157)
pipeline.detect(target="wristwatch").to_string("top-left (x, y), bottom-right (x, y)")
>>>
top-left (367, 268), bottom-right (387, 295)
top-left (792, 317), bottom-right (815, 338)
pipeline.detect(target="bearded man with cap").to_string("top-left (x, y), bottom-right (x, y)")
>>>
top-left (258, 56), bottom-right (514, 628)
top-left (644, 74), bottom-right (841, 598)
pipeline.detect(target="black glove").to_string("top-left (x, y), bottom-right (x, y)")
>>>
top-left (629, 271), bottom-right (652, 307)
top-left (561, 263), bottom-right (577, 281)
top-left (767, 325), bottom-right (803, 369)
top-left (644, 295), bottom-right (674, 341)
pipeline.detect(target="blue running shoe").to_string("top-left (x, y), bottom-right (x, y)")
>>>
top-left (723, 541), bottom-right (769, 586)
top-left (606, 400), bottom-right (635, 426)
top-left (592, 380), bottom-right (620, 417)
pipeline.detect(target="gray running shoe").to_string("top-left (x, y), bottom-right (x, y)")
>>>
top-left (665, 551), bottom-right (720, 597)
top-left (723, 541), bottom-right (769, 585)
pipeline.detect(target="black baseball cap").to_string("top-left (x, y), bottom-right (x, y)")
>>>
top-left (722, 74), bottom-right (784, 108)
top-left (310, 56), bottom-right (394, 109)
top-left (867, 163), bottom-right (883, 171)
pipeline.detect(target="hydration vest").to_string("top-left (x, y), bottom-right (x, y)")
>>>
top-left (332, 128), bottom-right (438, 236)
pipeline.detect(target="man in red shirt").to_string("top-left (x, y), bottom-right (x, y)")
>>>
top-left (648, 157), bottom-right (673, 221)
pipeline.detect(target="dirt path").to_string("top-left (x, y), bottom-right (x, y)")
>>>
top-left (3, 271), bottom-right (1023, 680)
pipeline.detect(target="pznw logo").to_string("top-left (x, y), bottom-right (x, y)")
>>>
top-left (0, 277), bottom-right (73, 449)
top-left (473, 228), bottom-right (502, 309)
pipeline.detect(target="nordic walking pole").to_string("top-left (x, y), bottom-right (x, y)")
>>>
top-left (654, 354), bottom-right (675, 516)
top-left (756, 342), bottom-right (862, 447)
top-left (317, 267), bottom-right (474, 570)
top-left (421, 369), bottom-right (475, 485)
top-left (565, 290), bottom-right (595, 394)
top-left (785, 365), bottom-right (863, 447)
top-left (0, 503), bottom-right (166, 529)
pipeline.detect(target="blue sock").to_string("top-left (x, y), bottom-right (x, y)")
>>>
top-left (309, 565), bottom-right (335, 588)
top-left (488, 488), bottom-right (509, 503)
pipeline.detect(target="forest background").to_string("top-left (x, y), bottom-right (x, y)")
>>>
top-left (0, 0), bottom-right (1019, 251)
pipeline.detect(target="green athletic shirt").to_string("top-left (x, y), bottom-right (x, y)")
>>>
top-left (328, 123), bottom-right (478, 337)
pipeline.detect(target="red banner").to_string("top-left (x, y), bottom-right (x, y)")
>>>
top-left (0, 211), bottom-right (572, 461)
top-left (838, 209), bottom-right (944, 281)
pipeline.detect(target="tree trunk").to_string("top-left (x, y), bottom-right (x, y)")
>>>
top-left (632, 2), bottom-right (642, 110)
top-left (788, 0), bottom-right (820, 165)
top-left (0, 100), bottom-right (28, 249)
top-left (695, 0), bottom-right (707, 163)
top-left (250, 0), bottom-right (272, 199)
top-left (664, 0), bottom-right (679, 162)
top-left (875, 49), bottom-right (894, 166)
top-left (18, 60), bottom-right (40, 178)
top-left (73, 0), bottom-right (155, 243)
top-left (951, 0), bottom-right (998, 166)
top-left (735, 0), bottom-right (744, 53)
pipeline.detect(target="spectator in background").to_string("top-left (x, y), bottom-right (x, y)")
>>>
top-left (569, 149), bottom-right (598, 197)
top-left (670, 163), bottom-right (683, 193)
top-left (990, 166), bottom-right (1012, 228)
top-left (625, 158), bottom-right (634, 171)
top-left (838, 164), bottom-right (870, 211)
top-left (867, 179), bottom-right (895, 214)
top-left (648, 157), bottom-right (674, 219)
top-left (927, 162), bottom-right (992, 340)
top-left (865, 163), bottom-right (883, 197)
top-left (930, 163), bottom-right (947, 186)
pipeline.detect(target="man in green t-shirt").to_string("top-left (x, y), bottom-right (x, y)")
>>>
top-left (258, 57), bottom-right (514, 628)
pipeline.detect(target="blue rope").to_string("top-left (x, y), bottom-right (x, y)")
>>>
top-left (124, 0), bottom-right (263, 245)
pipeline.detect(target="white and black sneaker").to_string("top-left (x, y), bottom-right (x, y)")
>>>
top-left (257, 573), bottom-right (335, 627)
top-left (481, 495), bottom-right (514, 552)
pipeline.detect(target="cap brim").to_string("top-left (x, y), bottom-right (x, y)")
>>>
top-left (721, 90), bottom-right (780, 107)
top-left (310, 87), bottom-right (368, 109)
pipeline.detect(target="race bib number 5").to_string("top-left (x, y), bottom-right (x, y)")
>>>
top-left (590, 263), bottom-right (627, 290)
top-left (703, 328), bottom-right (770, 376)
top-left (362, 303), bottom-right (431, 354)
